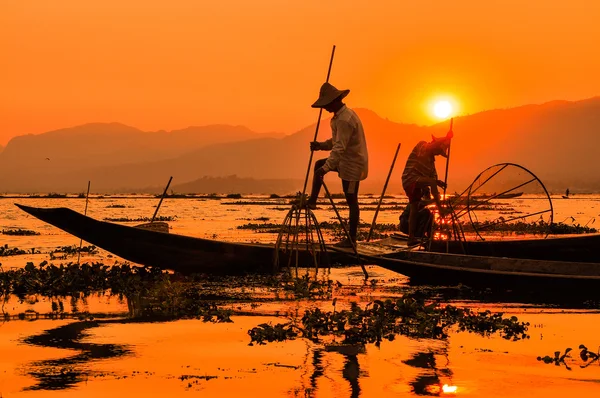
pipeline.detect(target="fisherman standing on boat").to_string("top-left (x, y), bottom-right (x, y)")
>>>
top-left (306, 82), bottom-right (369, 247)
top-left (401, 131), bottom-right (452, 246)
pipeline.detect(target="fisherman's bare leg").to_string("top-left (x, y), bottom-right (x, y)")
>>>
top-left (343, 180), bottom-right (360, 242)
top-left (308, 158), bottom-right (327, 207)
top-left (408, 203), bottom-right (419, 243)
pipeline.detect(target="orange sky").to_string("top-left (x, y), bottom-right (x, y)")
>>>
top-left (1, 0), bottom-right (599, 145)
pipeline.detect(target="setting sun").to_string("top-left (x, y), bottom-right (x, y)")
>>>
top-left (433, 100), bottom-right (453, 119)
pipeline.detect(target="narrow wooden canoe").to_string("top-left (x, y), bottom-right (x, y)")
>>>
top-left (15, 204), bottom-right (347, 274)
top-left (333, 239), bottom-right (600, 291)
top-left (428, 233), bottom-right (600, 263)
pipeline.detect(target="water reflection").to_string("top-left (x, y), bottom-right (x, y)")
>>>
top-left (341, 354), bottom-right (361, 398)
top-left (21, 319), bottom-right (131, 390)
top-left (404, 346), bottom-right (454, 396)
top-left (298, 345), bottom-right (367, 397)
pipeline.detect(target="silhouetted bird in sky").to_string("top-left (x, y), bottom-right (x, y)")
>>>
top-left (45, 157), bottom-right (50, 160)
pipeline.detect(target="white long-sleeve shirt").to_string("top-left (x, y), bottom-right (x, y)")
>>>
top-left (321, 105), bottom-right (369, 182)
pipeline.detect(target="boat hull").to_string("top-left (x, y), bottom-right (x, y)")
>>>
top-left (15, 204), bottom-right (348, 274)
top-left (364, 249), bottom-right (600, 291)
top-left (429, 233), bottom-right (600, 263)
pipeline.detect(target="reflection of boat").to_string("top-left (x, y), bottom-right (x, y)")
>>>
top-left (333, 239), bottom-right (600, 290)
top-left (15, 204), bottom-right (347, 274)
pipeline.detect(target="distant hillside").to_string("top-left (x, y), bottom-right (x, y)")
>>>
top-left (0, 122), bottom-right (283, 175)
top-left (1, 97), bottom-right (600, 193)
top-left (168, 175), bottom-right (304, 195)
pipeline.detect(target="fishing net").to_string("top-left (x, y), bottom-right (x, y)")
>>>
top-left (448, 163), bottom-right (553, 240)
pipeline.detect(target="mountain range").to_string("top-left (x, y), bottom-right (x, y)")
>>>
top-left (1, 97), bottom-right (599, 194)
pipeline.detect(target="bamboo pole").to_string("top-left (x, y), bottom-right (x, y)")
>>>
top-left (152, 176), bottom-right (173, 223)
top-left (322, 181), bottom-right (368, 279)
top-left (429, 119), bottom-right (453, 251)
top-left (442, 118), bottom-right (453, 199)
top-left (77, 181), bottom-right (91, 265)
top-left (366, 143), bottom-right (401, 242)
top-left (299, 45), bottom-right (336, 202)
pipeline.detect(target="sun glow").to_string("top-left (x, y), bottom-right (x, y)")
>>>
top-left (433, 100), bottom-right (453, 119)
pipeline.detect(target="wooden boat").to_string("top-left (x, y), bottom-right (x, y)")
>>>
top-left (333, 237), bottom-right (600, 290)
top-left (428, 232), bottom-right (600, 263)
top-left (474, 191), bottom-right (524, 199)
top-left (15, 204), bottom-right (347, 274)
top-left (495, 191), bottom-right (524, 199)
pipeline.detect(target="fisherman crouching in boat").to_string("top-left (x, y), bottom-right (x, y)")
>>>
top-left (306, 82), bottom-right (369, 248)
top-left (401, 131), bottom-right (452, 246)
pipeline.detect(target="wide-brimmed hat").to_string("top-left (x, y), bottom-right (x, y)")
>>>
top-left (311, 82), bottom-right (350, 108)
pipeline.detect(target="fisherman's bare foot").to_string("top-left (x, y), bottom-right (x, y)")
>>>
top-left (334, 238), bottom-right (356, 248)
top-left (407, 238), bottom-right (421, 247)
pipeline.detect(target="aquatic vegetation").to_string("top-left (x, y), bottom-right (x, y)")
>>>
top-left (236, 220), bottom-right (397, 235)
top-left (278, 273), bottom-right (334, 300)
top-left (103, 215), bottom-right (176, 222)
top-left (461, 220), bottom-right (597, 235)
top-left (248, 297), bottom-right (530, 346)
top-left (1, 228), bottom-right (41, 236)
top-left (49, 245), bottom-right (98, 259)
top-left (537, 344), bottom-right (600, 370)
top-left (537, 345), bottom-right (600, 370)
top-left (105, 204), bottom-right (127, 208)
top-left (27, 193), bottom-right (68, 198)
top-left (0, 262), bottom-right (266, 319)
top-left (0, 244), bottom-right (38, 256)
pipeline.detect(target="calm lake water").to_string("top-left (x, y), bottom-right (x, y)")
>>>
top-left (1, 194), bottom-right (600, 397)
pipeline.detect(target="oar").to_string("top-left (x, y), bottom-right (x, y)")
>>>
top-left (299, 45), bottom-right (336, 203)
top-left (152, 176), bottom-right (173, 223)
top-left (322, 181), bottom-right (369, 279)
top-left (77, 181), bottom-right (91, 265)
top-left (366, 142), bottom-right (401, 242)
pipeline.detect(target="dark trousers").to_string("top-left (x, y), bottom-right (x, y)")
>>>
top-left (309, 158), bottom-right (360, 241)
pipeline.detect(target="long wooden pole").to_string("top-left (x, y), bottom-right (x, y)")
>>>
top-left (300, 45), bottom-right (336, 201)
top-left (366, 143), bottom-right (401, 242)
top-left (322, 181), bottom-right (368, 279)
top-left (429, 119), bottom-right (453, 251)
top-left (77, 181), bottom-right (91, 265)
top-left (152, 176), bottom-right (173, 223)
top-left (442, 118), bottom-right (453, 199)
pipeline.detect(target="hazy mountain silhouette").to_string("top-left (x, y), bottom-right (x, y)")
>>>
top-left (1, 97), bottom-right (599, 193)
top-left (0, 122), bottom-right (282, 172)
top-left (168, 175), bottom-right (303, 195)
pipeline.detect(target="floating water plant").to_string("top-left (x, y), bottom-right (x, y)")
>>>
top-left (1, 228), bottom-right (41, 236)
top-left (538, 345), bottom-right (600, 370)
top-left (49, 245), bottom-right (98, 259)
top-left (0, 245), bottom-right (38, 256)
top-left (103, 216), bottom-right (176, 222)
top-left (248, 297), bottom-right (530, 346)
